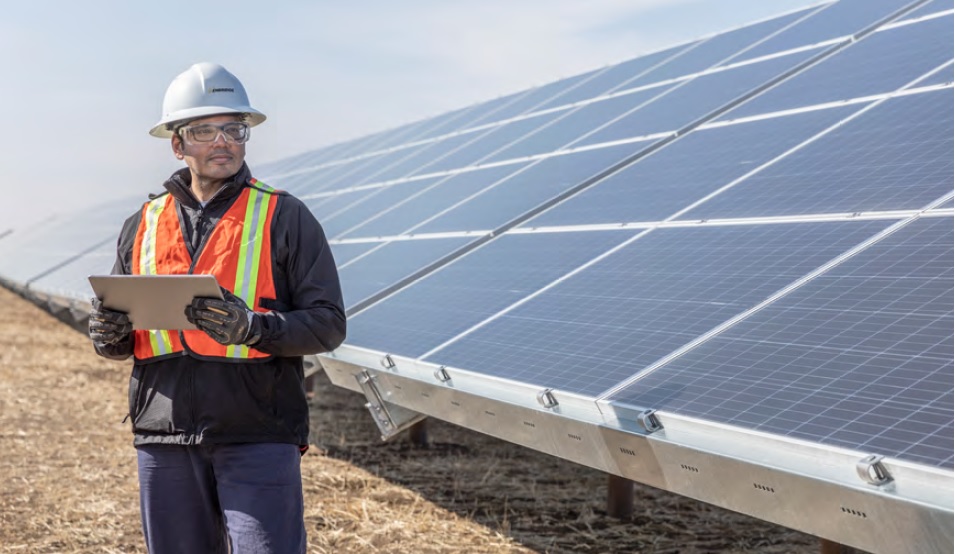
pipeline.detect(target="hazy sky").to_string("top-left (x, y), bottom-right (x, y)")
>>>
top-left (0, 1), bottom-right (822, 232)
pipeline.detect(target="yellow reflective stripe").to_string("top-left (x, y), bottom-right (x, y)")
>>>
top-left (229, 187), bottom-right (272, 359)
top-left (139, 197), bottom-right (173, 357)
top-left (139, 197), bottom-right (167, 275)
top-left (147, 329), bottom-right (173, 356)
top-left (254, 180), bottom-right (275, 192)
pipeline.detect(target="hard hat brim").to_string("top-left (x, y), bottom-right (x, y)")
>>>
top-left (149, 106), bottom-right (266, 138)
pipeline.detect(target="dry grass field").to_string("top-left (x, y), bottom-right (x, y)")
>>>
top-left (0, 285), bottom-right (820, 553)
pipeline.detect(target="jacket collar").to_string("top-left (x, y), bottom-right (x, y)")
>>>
top-left (163, 163), bottom-right (253, 210)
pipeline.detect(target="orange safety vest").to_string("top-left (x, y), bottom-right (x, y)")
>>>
top-left (130, 180), bottom-right (279, 362)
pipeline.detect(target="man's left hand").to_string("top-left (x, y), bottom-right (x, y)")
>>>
top-left (185, 289), bottom-right (262, 346)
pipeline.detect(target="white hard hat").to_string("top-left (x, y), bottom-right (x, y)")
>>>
top-left (149, 62), bottom-right (266, 138)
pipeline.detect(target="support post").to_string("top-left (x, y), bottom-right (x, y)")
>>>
top-left (607, 474), bottom-right (635, 519)
top-left (408, 418), bottom-right (430, 447)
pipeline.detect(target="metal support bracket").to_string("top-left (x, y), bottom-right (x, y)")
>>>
top-left (355, 370), bottom-right (426, 440)
top-left (434, 366), bottom-right (451, 382)
top-left (856, 454), bottom-right (893, 486)
top-left (637, 409), bottom-right (663, 433)
top-left (537, 388), bottom-right (559, 408)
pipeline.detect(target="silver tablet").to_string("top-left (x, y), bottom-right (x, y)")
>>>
top-left (88, 274), bottom-right (224, 330)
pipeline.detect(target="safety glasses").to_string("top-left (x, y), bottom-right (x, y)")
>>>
top-left (179, 122), bottom-right (250, 144)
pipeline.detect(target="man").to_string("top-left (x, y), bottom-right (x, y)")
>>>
top-left (88, 62), bottom-right (346, 554)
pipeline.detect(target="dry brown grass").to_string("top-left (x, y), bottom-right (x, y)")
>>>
top-left (0, 286), bottom-right (819, 553)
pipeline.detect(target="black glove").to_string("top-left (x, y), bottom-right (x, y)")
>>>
top-left (185, 288), bottom-right (262, 346)
top-left (89, 298), bottom-right (133, 346)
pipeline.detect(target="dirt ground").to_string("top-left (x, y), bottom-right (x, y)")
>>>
top-left (0, 285), bottom-right (823, 553)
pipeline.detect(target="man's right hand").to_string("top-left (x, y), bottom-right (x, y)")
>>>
top-left (89, 298), bottom-right (133, 346)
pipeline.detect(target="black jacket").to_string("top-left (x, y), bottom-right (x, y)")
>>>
top-left (95, 164), bottom-right (346, 447)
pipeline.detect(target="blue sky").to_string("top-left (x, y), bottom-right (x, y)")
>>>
top-left (0, 1), bottom-right (821, 232)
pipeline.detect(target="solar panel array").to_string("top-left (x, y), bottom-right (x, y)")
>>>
top-left (1, 0), bottom-right (951, 478)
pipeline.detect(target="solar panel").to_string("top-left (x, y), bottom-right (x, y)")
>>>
top-left (736, 0), bottom-right (915, 60)
top-left (410, 112), bottom-right (567, 174)
top-left (355, 132), bottom-right (498, 185)
top-left (412, 143), bottom-right (643, 234)
top-left (622, 7), bottom-right (815, 87)
top-left (483, 87), bottom-right (677, 163)
top-left (609, 216), bottom-right (953, 468)
top-left (531, 43), bottom-right (694, 111)
top-left (905, 0), bottom-right (954, 18)
top-left (337, 164), bottom-right (530, 239)
top-left (721, 15), bottom-right (954, 119)
top-left (0, 196), bottom-right (139, 287)
top-left (344, 230), bottom-right (630, 355)
top-left (411, 89), bottom-right (541, 143)
top-left (328, 242), bottom-right (380, 266)
top-left (456, 70), bottom-right (599, 127)
top-left (423, 220), bottom-right (892, 397)
top-left (685, 88), bottom-right (954, 218)
top-left (574, 50), bottom-right (824, 147)
top-left (337, 237), bottom-right (472, 307)
top-left (524, 105), bottom-right (859, 227)
top-left (319, 145), bottom-right (439, 191)
top-left (28, 246), bottom-right (117, 300)
top-left (317, 177), bottom-right (445, 238)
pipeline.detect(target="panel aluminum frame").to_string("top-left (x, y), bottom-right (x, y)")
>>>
top-left (320, 344), bottom-right (953, 554)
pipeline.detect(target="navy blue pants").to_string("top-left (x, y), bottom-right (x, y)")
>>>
top-left (136, 443), bottom-right (306, 554)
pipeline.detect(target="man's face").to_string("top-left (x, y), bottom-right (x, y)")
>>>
top-left (173, 114), bottom-right (247, 182)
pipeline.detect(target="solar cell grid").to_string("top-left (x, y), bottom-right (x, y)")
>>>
top-left (684, 88), bottom-right (955, 219)
top-left (319, 144), bottom-right (437, 191)
top-left (29, 245), bottom-right (116, 300)
top-left (525, 105), bottom-right (859, 227)
top-left (460, 71), bottom-right (598, 127)
top-left (339, 164), bottom-right (530, 239)
top-left (0, 196), bottom-right (140, 285)
top-left (899, 0), bottom-right (953, 21)
top-left (915, 60), bottom-right (954, 87)
top-left (610, 217), bottom-right (953, 468)
top-left (319, 178), bottom-right (444, 239)
top-left (271, 166), bottom-right (340, 196)
top-left (736, 0), bottom-right (913, 61)
top-left (413, 143), bottom-right (644, 234)
top-left (358, 132), bottom-right (494, 185)
top-left (425, 220), bottom-right (890, 396)
top-left (720, 15), bottom-right (954, 119)
top-left (625, 8), bottom-right (812, 88)
top-left (345, 230), bottom-right (631, 356)
top-left (412, 88), bottom-right (538, 142)
top-left (337, 237), bottom-right (472, 308)
top-left (575, 49), bottom-right (822, 148)
top-left (344, 115), bottom-right (443, 156)
top-left (306, 188), bottom-right (382, 222)
top-left (302, 195), bottom-right (335, 214)
top-left (300, 132), bottom-right (388, 170)
top-left (484, 86), bottom-right (673, 163)
top-left (328, 242), bottom-right (380, 266)
top-left (411, 111), bottom-right (565, 175)
top-left (533, 43), bottom-right (694, 111)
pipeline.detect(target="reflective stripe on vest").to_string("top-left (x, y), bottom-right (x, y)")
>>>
top-left (137, 196), bottom-right (176, 356)
top-left (131, 182), bottom-right (279, 361)
top-left (226, 184), bottom-right (271, 359)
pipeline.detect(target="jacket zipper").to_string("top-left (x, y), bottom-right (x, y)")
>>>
top-left (180, 187), bottom-right (235, 443)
